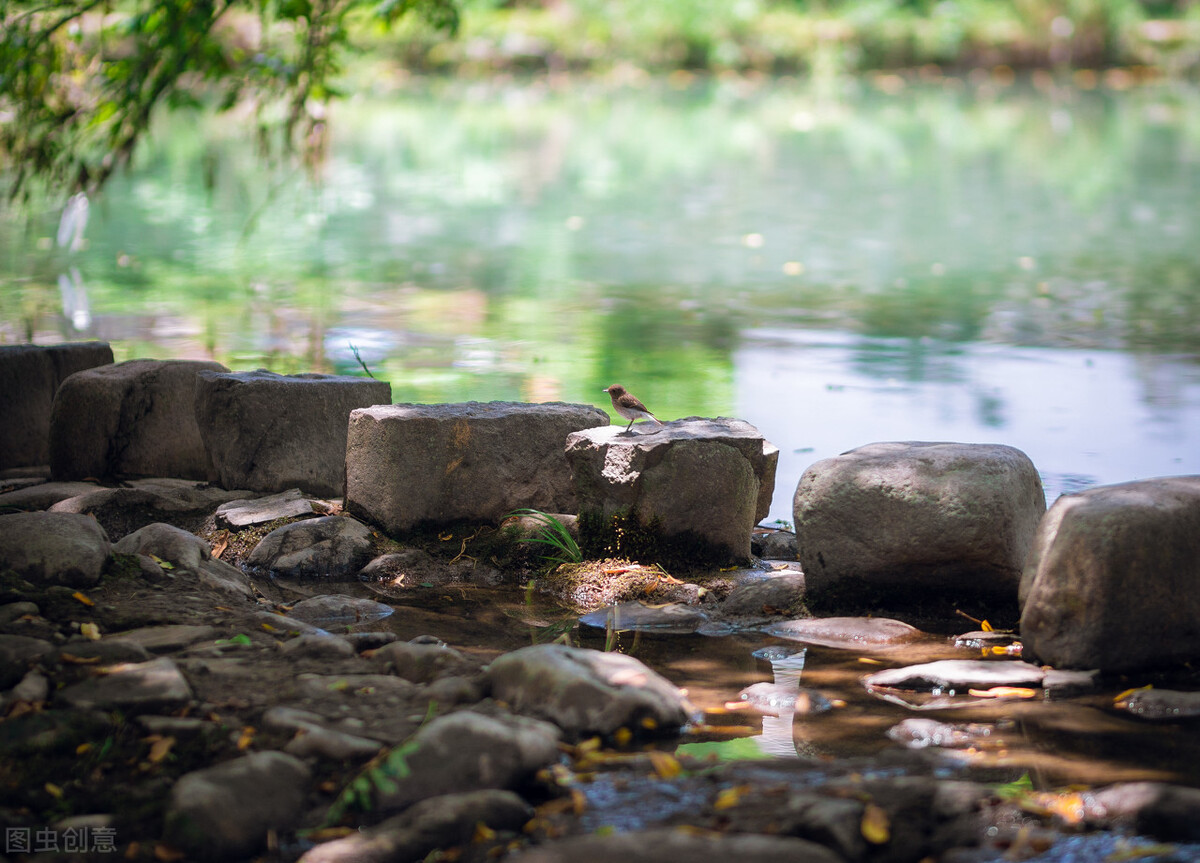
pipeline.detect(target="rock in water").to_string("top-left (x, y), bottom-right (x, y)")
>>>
top-left (1020, 476), bottom-right (1200, 672)
top-left (793, 441), bottom-right (1045, 607)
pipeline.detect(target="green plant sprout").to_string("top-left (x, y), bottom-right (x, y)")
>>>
top-left (507, 509), bottom-right (583, 566)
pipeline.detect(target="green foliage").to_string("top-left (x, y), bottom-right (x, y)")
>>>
top-left (507, 508), bottom-right (583, 566)
top-left (0, 0), bottom-right (459, 201)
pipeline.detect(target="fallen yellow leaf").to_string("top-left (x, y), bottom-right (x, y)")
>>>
top-left (146, 735), bottom-right (176, 763)
top-left (1114, 684), bottom-right (1152, 705)
top-left (473, 822), bottom-right (496, 842)
top-left (80, 622), bottom-right (101, 641)
top-left (714, 785), bottom-right (751, 811)
top-left (968, 686), bottom-right (1038, 699)
top-left (72, 591), bottom-right (95, 606)
top-left (981, 619), bottom-right (994, 632)
top-left (236, 727), bottom-right (255, 750)
top-left (44, 782), bottom-right (64, 799)
top-left (861, 802), bottom-right (890, 844)
top-left (648, 750), bottom-right (683, 779)
top-left (154, 844), bottom-right (186, 862)
top-left (76, 743), bottom-right (93, 755)
top-left (613, 727), bottom-right (632, 746)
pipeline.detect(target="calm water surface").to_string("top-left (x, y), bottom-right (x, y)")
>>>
top-left (2, 75), bottom-right (1198, 518)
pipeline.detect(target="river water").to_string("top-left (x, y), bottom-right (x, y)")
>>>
top-left (3, 74), bottom-right (1198, 518)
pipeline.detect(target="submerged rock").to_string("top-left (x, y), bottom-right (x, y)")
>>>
top-left (1118, 688), bottom-right (1200, 720)
top-left (579, 601), bottom-right (709, 634)
top-left (886, 717), bottom-right (998, 749)
top-left (286, 594), bottom-right (394, 625)
top-left (863, 659), bottom-right (1046, 692)
top-left (763, 616), bottom-right (924, 650)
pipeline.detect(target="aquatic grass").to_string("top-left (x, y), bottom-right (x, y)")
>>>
top-left (507, 508), bottom-right (583, 566)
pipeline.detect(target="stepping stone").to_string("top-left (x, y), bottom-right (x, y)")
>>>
top-left (58, 657), bottom-right (194, 712)
top-left (346, 401), bottom-right (607, 532)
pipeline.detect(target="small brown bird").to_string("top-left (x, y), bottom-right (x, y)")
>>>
top-left (603, 384), bottom-right (663, 432)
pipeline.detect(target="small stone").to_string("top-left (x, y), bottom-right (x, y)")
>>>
top-left (246, 516), bottom-right (375, 578)
top-left (57, 657), bottom-right (193, 712)
top-left (0, 511), bottom-right (110, 587)
top-left (113, 523), bottom-right (212, 570)
top-left (58, 639), bottom-right (154, 665)
top-left (0, 634), bottom-right (56, 688)
top-left (0, 602), bottom-right (40, 626)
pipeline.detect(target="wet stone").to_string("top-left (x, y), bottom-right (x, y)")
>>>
top-left (342, 631), bottom-right (399, 651)
top-left (764, 616), bottom-right (924, 650)
top-left (286, 594), bottom-right (395, 626)
top-left (57, 657), bottom-right (193, 712)
top-left (246, 516), bottom-right (375, 578)
top-left (718, 571), bottom-right (806, 619)
top-left (1119, 688), bottom-right (1200, 720)
top-left (736, 681), bottom-right (833, 715)
top-left (864, 659), bottom-right (1046, 692)
top-left (579, 601), bottom-right (709, 635)
top-left (886, 717), bottom-right (998, 749)
top-left (953, 630), bottom-right (1019, 650)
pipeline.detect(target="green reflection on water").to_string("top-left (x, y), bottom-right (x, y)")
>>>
top-left (2, 76), bottom-right (1198, 419)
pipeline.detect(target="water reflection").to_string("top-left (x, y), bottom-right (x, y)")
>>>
top-left (2, 80), bottom-right (1198, 518)
top-left (736, 329), bottom-right (1200, 521)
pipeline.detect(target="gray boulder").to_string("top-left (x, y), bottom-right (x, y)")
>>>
top-left (793, 441), bottom-right (1045, 605)
top-left (1020, 476), bottom-right (1200, 671)
top-left (346, 401), bottom-right (608, 533)
top-left (195, 369), bottom-right (391, 496)
top-left (565, 418), bottom-right (779, 563)
top-left (0, 342), bottom-right (114, 469)
top-left (485, 643), bottom-right (696, 737)
top-left (49, 358), bottom-right (227, 481)
top-left (163, 751), bottom-right (311, 861)
top-left (0, 511), bottom-right (110, 587)
top-left (246, 516), bottom-right (375, 578)
top-left (110, 521), bottom-right (254, 601)
top-left (372, 711), bottom-right (561, 813)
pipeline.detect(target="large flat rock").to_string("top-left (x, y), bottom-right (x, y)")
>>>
top-left (346, 401), bottom-right (608, 533)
